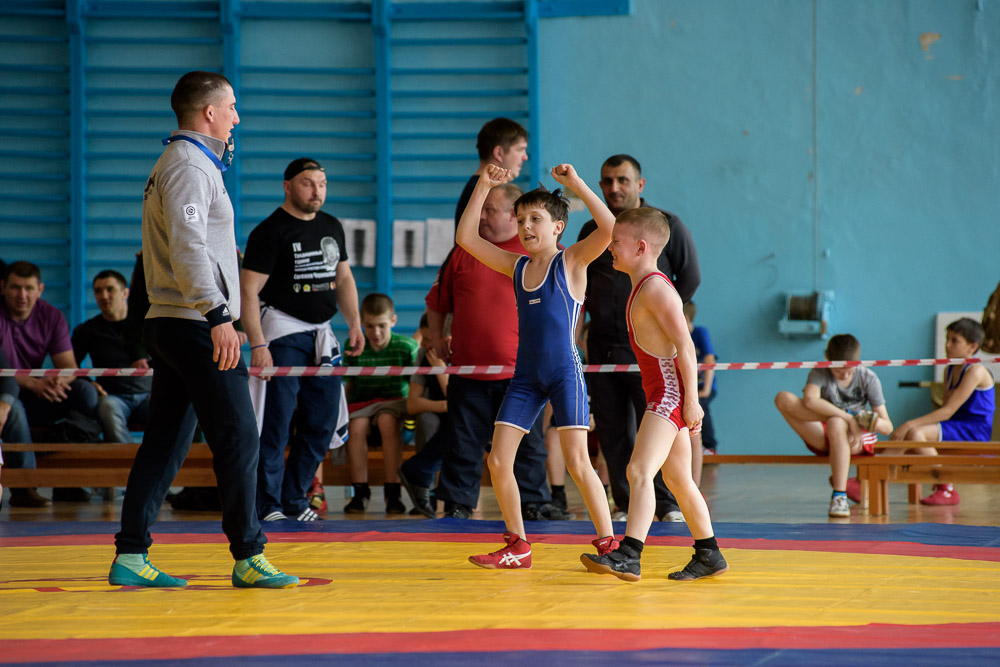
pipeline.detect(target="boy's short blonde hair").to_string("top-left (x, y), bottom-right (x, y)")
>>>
top-left (615, 207), bottom-right (670, 255)
top-left (361, 292), bottom-right (395, 318)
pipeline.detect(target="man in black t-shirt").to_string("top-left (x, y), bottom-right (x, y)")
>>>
top-left (73, 270), bottom-right (153, 443)
top-left (241, 157), bottom-right (364, 522)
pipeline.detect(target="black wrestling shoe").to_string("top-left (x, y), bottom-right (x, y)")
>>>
top-left (398, 467), bottom-right (435, 518)
top-left (667, 548), bottom-right (729, 581)
top-left (444, 503), bottom-right (472, 519)
top-left (580, 547), bottom-right (641, 582)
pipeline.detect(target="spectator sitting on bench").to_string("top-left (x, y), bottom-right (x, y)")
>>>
top-left (0, 261), bottom-right (99, 504)
top-left (1, 345), bottom-right (43, 507)
top-left (890, 317), bottom-right (995, 506)
top-left (343, 293), bottom-right (418, 514)
top-left (72, 270), bottom-right (153, 444)
top-left (774, 334), bottom-right (893, 518)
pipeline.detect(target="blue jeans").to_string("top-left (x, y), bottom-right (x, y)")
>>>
top-left (435, 376), bottom-right (550, 509)
top-left (115, 318), bottom-right (266, 560)
top-left (1, 398), bottom-right (34, 468)
top-left (256, 330), bottom-right (342, 517)
top-left (97, 393), bottom-right (150, 443)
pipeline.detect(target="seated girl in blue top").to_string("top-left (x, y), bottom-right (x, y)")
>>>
top-left (457, 163), bottom-right (616, 570)
top-left (891, 317), bottom-right (995, 506)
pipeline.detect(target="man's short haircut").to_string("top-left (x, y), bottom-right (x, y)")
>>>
top-left (476, 118), bottom-right (528, 161)
top-left (947, 317), bottom-right (985, 350)
top-left (602, 154), bottom-right (642, 177)
top-left (491, 182), bottom-right (522, 210)
top-left (170, 70), bottom-right (233, 126)
top-left (93, 269), bottom-right (127, 290)
top-left (513, 187), bottom-right (569, 226)
top-left (615, 207), bottom-right (670, 255)
top-left (361, 292), bottom-right (395, 318)
top-left (4, 261), bottom-right (41, 283)
top-left (825, 334), bottom-right (861, 362)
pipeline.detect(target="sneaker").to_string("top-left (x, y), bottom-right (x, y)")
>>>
top-left (8, 488), bottom-right (51, 508)
top-left (611, 509), bottom-right (628, 522)
top-left (343, 494), bottom-right (369, 514)
top-left (469, 532), bottom-right (532, 569)
top-left (920, 484), bottom-right (960, 506)
top-left (845, 477), bottom-right (862, 504)
top-left (702, 447), bottom-right (716, 456)
top-left (109, 554), bottom-right (187, 588)
top-left (667, 548), bottom-right (728, 581)
top-left (232, 554), bottom-right (299, 589)
top-left (307, 477), bottom-right (327, 514)
top-left (385, 497), bottom-right (407, 514)
top-left (52, 487), bottom-right (91, 502)
top-left (592, 535), bottom-right (619, 556)
top-left (551, 487), bottom-right (568, 512)
top-left (663, 510), bottom-right (685, 522)
top-left (523, 502), bottom-right (576, 521)
top-left (444, 503), bottom-right (472, 519)
top-left (854, 410), bottom-right (879, 432)
top-left (399, 467), bottom-right (435, 518)
top-left (262, 510), bottom-right (288, 522)
top-left (580, 547), bottom-right (641, 582)
top-left (828, 494), bottom-right (850, 518)
top-left (293, 507), bottom-right (321, 522)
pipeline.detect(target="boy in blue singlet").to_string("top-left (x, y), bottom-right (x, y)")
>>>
top-left (457, 163), bottom-right (617, 569)
top-left (890, 318), bottom-right (995, 505)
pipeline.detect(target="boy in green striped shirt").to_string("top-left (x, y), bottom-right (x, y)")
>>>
top-left (343, 293), bottom-right (419, 514)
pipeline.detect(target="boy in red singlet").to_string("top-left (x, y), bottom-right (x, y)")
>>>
top-left (580, 207), bottom-right (727, 581)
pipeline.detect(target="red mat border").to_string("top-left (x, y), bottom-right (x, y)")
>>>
top-left (3, 624), bottom-right (999, 662)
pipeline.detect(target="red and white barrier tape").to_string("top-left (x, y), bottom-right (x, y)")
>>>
top-left (2, 356), bottom-right (999, 378)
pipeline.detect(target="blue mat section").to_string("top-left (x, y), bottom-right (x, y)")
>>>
top-left (20, 647), bottom-right (1000, 666)
top-left (3, 519), bottom-right (1000, 547)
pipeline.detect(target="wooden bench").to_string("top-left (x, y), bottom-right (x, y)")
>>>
top-left (705, 442), bottom-right (1000, 516)
top-left (0, 443), bottom-right (437, 490)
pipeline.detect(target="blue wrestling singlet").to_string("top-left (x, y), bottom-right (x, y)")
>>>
top-left (495, 250), bottom-right (589, 431)
top-left (940, 365), bottom-right (996, 441)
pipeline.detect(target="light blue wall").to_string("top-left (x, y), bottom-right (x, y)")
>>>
top-left (537, 0), bottom-right (999, 453)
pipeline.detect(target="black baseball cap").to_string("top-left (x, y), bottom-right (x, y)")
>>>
top-left (284, 157), bottom-right (325, 181)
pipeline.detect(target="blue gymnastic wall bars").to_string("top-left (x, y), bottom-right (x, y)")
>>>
top-left (1, 1), bottom-right (997, 453)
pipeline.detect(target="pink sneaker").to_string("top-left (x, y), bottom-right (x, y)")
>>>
top-left (920, 484), bottom-right (960, 506)
top-left (845, 477), bottom-right (861, 504)
top-left (592, 535), bottom-right (619, 556)
top-left (469, 532), bottom-right (532, 569)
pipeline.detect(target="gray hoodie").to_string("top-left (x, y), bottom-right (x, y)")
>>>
top-left (141, 130), bottom-right (237, 327)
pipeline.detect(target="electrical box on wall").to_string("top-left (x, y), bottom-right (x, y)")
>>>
top-left (778, 291), bottom-right (834, 339)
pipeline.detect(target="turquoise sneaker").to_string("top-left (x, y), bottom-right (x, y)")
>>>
top-left (108, 555), bottom-right (188, 587)
top-left (232, 554), bottom-right (299, 589)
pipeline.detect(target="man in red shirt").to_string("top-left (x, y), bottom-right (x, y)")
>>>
top-left (425, 183), bottom-right (562, 519)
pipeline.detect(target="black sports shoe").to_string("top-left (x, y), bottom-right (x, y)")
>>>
top-left (445, 503), bottom-right (472, 519)
top-left (385, 497), bottom-right (407, 514)
top-left (343, 494), bottom-right (369, 514)
top-left (580, 548), bottom-right (641, 582)
top-left (398, 467), bottom-right (435, 518)
top-left (667, 548), bottom-right (729, 581)
top-left (538, 502), bottom-right (575, 520)
top-left (550, 487), bottom-right (568, 512)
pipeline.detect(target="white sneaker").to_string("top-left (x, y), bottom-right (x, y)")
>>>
top-left (262, 511), bottom-right (288, 522)
top-left (828, 495), bottom-right (850, 518)
top-left (611, 510), bottom-right (628, 522)
top-left (294, 508), bottom-right (321, 522)
top-left (664, 510), bottom-right (685, 522)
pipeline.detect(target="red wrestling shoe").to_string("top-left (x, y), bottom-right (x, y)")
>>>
top-left (920, 484), bottom-right (960, 506)
top-left (592, 535), bottom-right (619, 556)
top-left (307, 477), bottom-right (327, 514)
top-left (469, 532), bottom-right (532, 569)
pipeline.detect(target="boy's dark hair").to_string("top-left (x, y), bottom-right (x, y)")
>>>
top-left (603, 154), bottom-right (642, 176)
top-left (361, 292), bottom-right (395, 317)
top-left (419, 312), bottom-right (429, 329)
top-left (476, 118), bottom-right (528, 161)
top-left (946, 317), bottom-right (985, 351)
top-left (513, 187), bottom-right (569, 227)
top-left (825, 334), bottom-right (861, 362)
top-left (4, 261), bottom-right (42, 283)
top-left (93, 269), bottom-right (128, 290)
top-left (683, 301), bottom-right (696, 321)
top-left (171, 70), bottom-right (232, 126)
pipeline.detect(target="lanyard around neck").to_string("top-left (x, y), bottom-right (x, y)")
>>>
top-left (163, 135), bottom-right (227, 172)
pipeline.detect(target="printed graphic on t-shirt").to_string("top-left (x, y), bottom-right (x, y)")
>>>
top-left (291, 236), bottom-right (339, 293)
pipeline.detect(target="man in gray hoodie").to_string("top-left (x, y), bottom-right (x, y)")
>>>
top-left (110, 71), bottom-right (297, 589)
